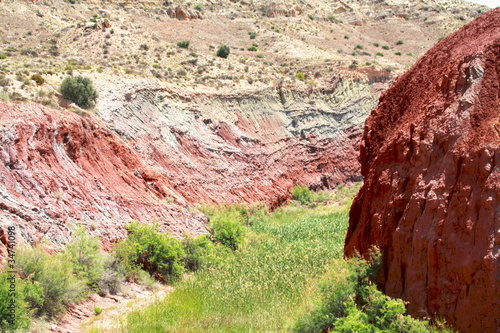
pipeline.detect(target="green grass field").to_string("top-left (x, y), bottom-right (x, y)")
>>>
top-left (122, 204), bottom-right (350, 332)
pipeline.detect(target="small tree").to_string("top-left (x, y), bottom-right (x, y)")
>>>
top-left (216, 44), bottom-right (230, 58)
top-left (60, 76), bottom-right (97, 109)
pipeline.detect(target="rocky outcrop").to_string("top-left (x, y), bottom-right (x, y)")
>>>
top-left (0, 103), bottom-right (208, 254)
top-left (345, 8), bottom-right (500, 333)
top-left (95, 71), bottom-right (389, 206)
top-left (166, 6), bottom-right (202, 20)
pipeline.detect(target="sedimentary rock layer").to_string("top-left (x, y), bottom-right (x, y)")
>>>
top-left (345, 8), bottom-right (500, 332)
top-left (0, 69), bottom-right (389, 259)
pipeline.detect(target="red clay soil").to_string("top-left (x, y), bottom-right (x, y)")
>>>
top-left (345, 8), bottom-right (500, 333)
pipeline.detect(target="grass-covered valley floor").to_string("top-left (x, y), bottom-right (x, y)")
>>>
top-left (122, 203), bottom-right (349, 332)
top-left (1, 185), bottom-right (453, 332)
top-left (116, 187), bottom-right (453, 333)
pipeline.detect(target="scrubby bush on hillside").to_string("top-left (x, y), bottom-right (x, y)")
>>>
top-left (216, 44), bottom-right (230, 58)
top-left (177, 40), bottom-right (190, 49)
top-left (64, 228), bottom-right (103, 291)
top-left (31, 74), bottom-right (45, 85)
top-left (0, 270), bottom-right (42, 331)
top-left (114, 222), bottom-right (185, 283)
top-left (16, 247), bottom-right (85, 318)
top-left (59, 76), bottom-right (97, 109)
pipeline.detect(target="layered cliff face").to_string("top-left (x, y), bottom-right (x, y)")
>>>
top-left (94, 70), bottom-right (388, 206)
top-left (0, 68), bottom-right (389, 260)
top-left (345, 8), bottom-right (500, 333)
top-left (0, 103), bottom-right (208, 249)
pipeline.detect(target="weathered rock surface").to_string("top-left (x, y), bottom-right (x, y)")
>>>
top-left (0, 102), bottom-right (208, 253)
top-left (345, 8), bottom-right (500, 333)
top-left (95, 71), bottom-right (389, 206)
top-left (0, 68), bottom-right (389, 259)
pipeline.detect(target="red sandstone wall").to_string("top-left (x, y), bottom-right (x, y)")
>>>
top-left (345, 8), bottom-right (500, 332)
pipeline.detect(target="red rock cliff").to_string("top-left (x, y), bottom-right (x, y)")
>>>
top-left (345, 8), bottom-right (500, 333)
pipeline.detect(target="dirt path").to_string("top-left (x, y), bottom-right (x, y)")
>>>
top-left (50, 283), bottom-right (172, 333)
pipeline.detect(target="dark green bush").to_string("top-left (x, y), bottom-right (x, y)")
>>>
top-left (183, 234), bottom-right (212, 271)
top-left (59, 76), bottom-right (97, 108)
top-left (177, 40), bottom-right (190, 49)
top-left (0, 270), bottom-right (42, 331)
top-left (0, 54), bottom-right (6, 60)
top-left (114, 222), bottom-right (185, 283)
top-left (210, 216), bottom-right (245, 251)
top-left (291, 185), bottom-right (313, 204)
top-left (216, 44), bottom-right (230, 58)
top-left (382, 45), bottom-right (390, 50)
top-left (396, 40), bottom-right (404, 45)
top-left (293, 253), bottom-right (448, 333)
top-left (248, 31), bottom-right (257, 39)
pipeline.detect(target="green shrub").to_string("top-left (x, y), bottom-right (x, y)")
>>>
top-left (247, 44), bottom-right (258, 51)
top-left (64, 228), bottom-right (103, 291)
top-left (396, 40), bottom-right (404, 45)
top-left (355, 44), bottom-right (364, 49)
top-left (114, 222), bottom-right (185, 283)
top-left (395, 52), bottom-right (402, 56)
top-left (376, 52), bottom-right (384, 56)
top-left (94, 306), bottom-right (103, 315)
top-left (344, 35), bottom-right (349, 39)
top-left (183, 234), bottom-right (213, 271)
top-left (295, 72), bottom-right (305, 81)
top-left (210, 216), bottom-right (246, 251)
top-left (373, 42), bottom-right (379, 47)
top-left (248, 31), bottom-right (257, 39)
top-left (194, 4), bottom-right (203, 11)
top-left (16, 247), bottom-right (85, 318)
top-left (0, 54), bottom-right (6, 60)
top-left (216, 44), bottom-right (230, 58)
top-left (293, 252), bottom-right (446, 333)
top-left (291, 185), bottom-right (313, 204)
top-left (31, 74), bottom-right (45, 86)
top-left (0, 270), bottom-right (42, 331)
top-left (59, 76), bottom-right (97, 108)
top-left (382, 45), bottom-right (390, 50)
top-left (177, 40), bottom-right (190, 49)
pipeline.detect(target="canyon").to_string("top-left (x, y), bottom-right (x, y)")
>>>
top-left (0, 0), bottom-right (498, 332)
top-left (345, 7), bottom-right (500, 332)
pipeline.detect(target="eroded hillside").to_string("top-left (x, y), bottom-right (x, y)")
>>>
top-left (0, 0), bottom-right (492, 264)
top-left (345, 7), bottom-right (500, 332)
